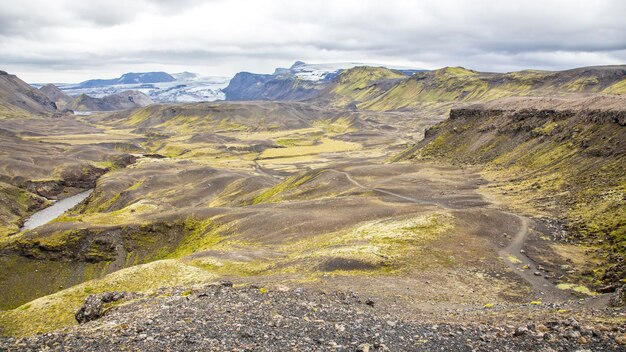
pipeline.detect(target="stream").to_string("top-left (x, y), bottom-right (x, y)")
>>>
top-left (20, 189), bottom-right (94, 231)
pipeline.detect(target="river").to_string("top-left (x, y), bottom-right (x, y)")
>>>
top-left (20, 189), bottom-right (94, 231)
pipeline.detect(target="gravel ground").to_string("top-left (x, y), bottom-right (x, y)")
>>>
top-left (1, 282), bottom-right (625, 351)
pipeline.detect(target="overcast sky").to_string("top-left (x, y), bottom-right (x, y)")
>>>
top-left (1, 0), bottom-right (625, 83)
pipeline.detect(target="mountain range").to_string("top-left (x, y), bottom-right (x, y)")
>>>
top-left (222, 61), bottom-right (423, 101)
top-left (31, 62), bottom-right (424, 105)
top-left (10, 63), bottom-right (626, 115)
top-left (45, 72), bottom-right (229, 104)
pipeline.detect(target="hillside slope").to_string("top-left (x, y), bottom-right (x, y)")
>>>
top-left (67, 91), bottom-right (154, 111)
top-left (324, 65), bottom-right (626, 111)
top-left (39, 84), bottom-right (72, 110)
top-left (0, 71), bottom-right (57, 117)
top-left (399, 95), bottom-right (626, 289)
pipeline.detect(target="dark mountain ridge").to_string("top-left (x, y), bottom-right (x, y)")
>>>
top-left (77, 72), bottom-right (176, 88)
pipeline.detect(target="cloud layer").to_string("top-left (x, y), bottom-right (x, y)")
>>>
top-left (1, 0), bottom-right (625, 82)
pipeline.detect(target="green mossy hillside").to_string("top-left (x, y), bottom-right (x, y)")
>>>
top-left (325, 65), bottom-right (626, 111)
top-left (400, 104), bottom-right (626, 287)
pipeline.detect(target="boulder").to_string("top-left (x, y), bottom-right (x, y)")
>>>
top-left (75, 292), bottom-right (125, 324)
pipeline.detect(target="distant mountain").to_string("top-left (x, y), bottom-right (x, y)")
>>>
top-left (222, 61), bottom-right (424, 101)
top-left (171, 71), bottom-right (200, 81)
top-left (222, 71), bottom-right (324, 101)
top-left (39, 84), bottom-right (72, 110)
top-left (0, 70), bottom-right (57, 116)
top-left (78, 72), bottom-right (176, 88)
top-left (67, 90), bottom-right (154, 111)
top-left (53, 72), bottom-right (228, 103)
top-left (315, 65), bottom-right (626, 111)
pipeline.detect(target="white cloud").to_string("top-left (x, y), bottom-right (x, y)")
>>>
top-left (1, 0), bottom-right (625, 82)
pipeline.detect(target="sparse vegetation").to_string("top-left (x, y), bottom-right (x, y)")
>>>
top-left (0, 65), bottom-right (625, 346)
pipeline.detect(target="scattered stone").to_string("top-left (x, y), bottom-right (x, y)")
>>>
top-left (513, 327), bottom-right (527, 337)
top-left (75, 292), bottom-right (126, 324)
top-left (220, 280), bottom-right (233, 288)
top-left (609, 284), bottom-right (626, 306)
top-left (563, 330), bottom-right (581, 340)
top-left (357, 343), bottom-right (371, 352)
top-left (1, 285), bottom-right (622, 351)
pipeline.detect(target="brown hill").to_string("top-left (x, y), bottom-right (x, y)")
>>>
top-left (0, 71), bottom-right (57, 117)
top-left (39, 84), bottom-right (72, 110)
top-left (67, 91), bottom-right (154, 111)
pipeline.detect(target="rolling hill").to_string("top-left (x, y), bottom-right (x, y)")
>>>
top-left (0, 71), bottom-right (57, 117)
top-left (39, 84), bottom-right (72, 110)
top-left (67, 91), bottom-right (154, 111)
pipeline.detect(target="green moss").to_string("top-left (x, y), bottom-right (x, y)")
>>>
top-left (313, 116), bottom-right (355, 135)
top-left (556, 283), bottom-right (598, 296)
top-left (437, 67), bottom-right (477, 76)
top-left (93, 192), bottom-right (122, 213)
top-left (0, 254), bottom-right (108, 311)
top-left (0, 183), bottom-right (48, 238)
top-left (331, 66), bottom-right (405, 107)
top-left (282, 212), bottom-right (456, 274)
top-left (90, 161), bottom-right (116, 170)
top-left (532, 121), bottom-right (558, 135)
top-left (164, 218), bottom-right (222, 258)
top-left (603, 78), bottom-right (626, 94)
top-left (0, 260), bottom-right (216, 336)
top-left (251, 170), bottom-right (324, 204)
top-left (126, 179), bottom-right (145, 191)
top-left (561, 77), bottom-right (600, 92)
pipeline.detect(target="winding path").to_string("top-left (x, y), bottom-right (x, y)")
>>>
top-left (328, 168), bottom-right (567, 302)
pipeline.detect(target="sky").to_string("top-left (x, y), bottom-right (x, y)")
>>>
top-left (1, 0), bottom-right (625, 83)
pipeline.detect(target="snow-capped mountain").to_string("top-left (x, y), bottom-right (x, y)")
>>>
top-left (54, 72), bottom-right (229, 103)
top-left (274, 61), bottom-right (424, 81)
top-left (78, 72), bottom-right (176, 88)
top-left (223, 61), bottom-right (425, 101)
top-left (36, 63), bottom-right (424, 104)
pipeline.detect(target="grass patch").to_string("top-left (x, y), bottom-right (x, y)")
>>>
top-left (556, 283), bottom-right (598, 296)
top-left (0, 260), bottom-right (217, 336)
top-left (258, 138), bottom-right (360, 160)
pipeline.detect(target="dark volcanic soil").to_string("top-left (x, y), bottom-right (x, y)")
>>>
top-left (2, 284), bottom-right (625, 351)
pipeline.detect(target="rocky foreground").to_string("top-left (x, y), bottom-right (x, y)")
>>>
top-left (1, 282), bottom-right (625, 351)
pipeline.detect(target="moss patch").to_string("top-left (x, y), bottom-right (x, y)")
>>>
top-left (0, 260), bottom-right (216, 336)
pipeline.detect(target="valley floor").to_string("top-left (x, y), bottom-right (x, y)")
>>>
top-left (0, 98), bottom-right (624, 349)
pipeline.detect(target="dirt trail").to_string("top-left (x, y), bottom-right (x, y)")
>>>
top-left (329, 169), bottom-right (448, 209)
top-left (498, 214), bottom-right (567, 302)
top-left (329, 168), bottom-right (568, 303)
